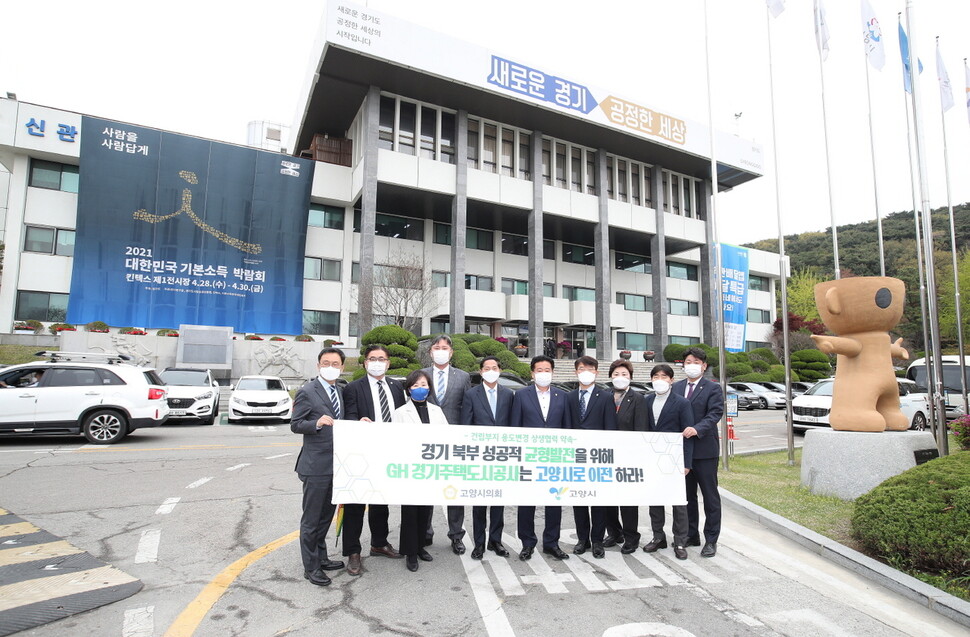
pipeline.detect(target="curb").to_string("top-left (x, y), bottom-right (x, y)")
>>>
top-left (720, 488), bottom-right (970, 629)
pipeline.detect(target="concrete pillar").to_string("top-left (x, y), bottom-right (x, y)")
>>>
top-left (649, 165), bottom-right (668, 360)
top-left (699, 178), bottom-right (717, 346)
top-left (357, 86), bottom-right (381, 335)
top-left (528, 131), bottom-right (544, 358)
top-left (594, 149), bottom-right (612, 360)
top-left (450, 110), bottom-right (468, 332)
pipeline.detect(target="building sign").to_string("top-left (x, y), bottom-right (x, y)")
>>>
top-left (487, 56), bottom-right (597, 115)
top-left (67, 116), bottom-right (313, 334)
top-left (12, 104), bottom-right (82, 158)
top-left (720, 244), bottom-right (750, 353)
top-left (333, 421), bottom-right (687, 506)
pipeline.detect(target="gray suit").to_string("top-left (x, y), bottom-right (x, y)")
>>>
top-left (291, 378), bottom-right (343, 572)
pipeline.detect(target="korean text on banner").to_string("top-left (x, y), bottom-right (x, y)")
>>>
top-left (720, 244), bottom-right (750, 353)
top-left (332, 421), bottom-right (686, 506)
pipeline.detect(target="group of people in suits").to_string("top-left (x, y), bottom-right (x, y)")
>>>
top-left (291, 338), bottom-right (723, 586)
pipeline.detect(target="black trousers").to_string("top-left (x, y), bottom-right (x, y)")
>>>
top-left (604, 506), bottom-right (641, 545)
top-left (686, 457), bottom-right (721, 543)
top-left (572, 506), bottom-right (609, 543)
top-left (472, 506), bottom-right (504, 546)
top-left (341, 503), bottom-right (391, 556)
top-left (446, 505), bottom-right (466, 539)
top-left (648, 504), bottom-right (689, 546)
top-left (298, 475), bottom-right (335, 572)
top-left (400, 505), bottom-right (434, 557)
top-left (517, 505), bottom-right (562, 549)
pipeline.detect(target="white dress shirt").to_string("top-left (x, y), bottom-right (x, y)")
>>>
top-left (536, 386), bottom-right (551, 420)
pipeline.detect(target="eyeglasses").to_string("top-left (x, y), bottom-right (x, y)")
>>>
top-left (318, 362), bottom-right (342, 368)
top-left (366, 357), bottom-right (389, 363)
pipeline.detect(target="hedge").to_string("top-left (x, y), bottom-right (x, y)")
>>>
top-left (748, 347), bottom-right (779, 365)
top-left (469, 339), bottom-right (507, 357)
top-left (751, 359), bottom-right (770, 373)
top-left (663, 343), bottom-right (687, 362)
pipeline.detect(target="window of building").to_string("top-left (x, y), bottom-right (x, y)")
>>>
top-left (631, 162), bottom-right (641, 205)
top-left (304, 257), bottom-right (341, 281)
top-left (562, 243), bottom-right (595, 265)
top-left (500, 128), bottom-right (514, 177)
top-left (29, 159), bottom-right (79, 193)
top-left (467, 117), bottom-right (479, 166)
top-left (668, 299), bottom-right (699, 316)
top-left (308, 204), bottom-right (344, 230)
top-left (482, 123), bottom-right (497, 172)
top-left (440, 111), bottom-right (456, 164)
top-left (683, 177), bottom-right (693, 216)
top-left (374, 264), bottom-right (422, 289)
top-left (541, 139), bottom-right (552, 185)
top-left (746, 341), bottom-right (772, 351)
top-left (432, 271), bottom-right (451, 288)
top-left (430, 319), bottom-right (451, 334)
top-left (749, 275), bottom-right (769, 291)
top-left (585, 150), bottom-right (596, 195)
top-left (378, 95), bottom-right (395, 150)
top-left (303, 310), bottom-right (340, 335)
top-left (543, 283), bottom-right (555, 297)
top-left (747, 308), bottom-right (771, 323)
top-left (671, 174), bottom-right (680, 214)
top-left (466, 227), bottom-right (494, 251)
top-left (502, 278), bottom-right (528, 295)
top-left (349, 312), bottom-right (359, 338)
top-left (15, 290), bottom-right (69, 322)
top-left (501, 233), bottom-right (528, 256)
top-left (420, 106), bottom-right (437, 159)
top-left (351, 262), bottom-right (360, 284)
top-left (669, 336), bottom-right (700, 346)
top-left (24, 226), bottom-right (75, 256)
top-left (617, 158), bottom-right (628, 202)
top-left (379, 93), bottom-right (457, 163)
top-left (518, 133), bottom-right (531, 179)
top-left (615, 251), bottom-right (651, 274)
top-left (616, 292), bottom-right (650, 312)
top-left (617, 332), bottom-right (653, 351)
top-left (563, 286), bottom-right (596, 302)
top-left (398, 100), bottom-right (416, 155)
top-left (353, 211), bottom-right (424, 241)
top-left (666, 262), bottom-right (698, 281)
top-left (433, 222), bottom-right (451, 245)
top-left (570, 146), bottom-right (582, 191)
top-left (465, 274), bottom-right (493, 291)
top-left (543, 239), bottom-right (555, 260)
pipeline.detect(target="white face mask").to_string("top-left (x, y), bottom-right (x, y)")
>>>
top-left (684, 363), bottom-right (703, 379)
top-left (653, 379), bottom-right (671, 395)
top-left (366, 361), bottom-right (387, 377)
top-left (611, 376), bottom-right (631, 391)
top-left (534, 372), bottom-right (553, 388)
top-left (431, 349), bottom-right (452, 365)
top-left (318, 366), bottom-right (341, 382)
top-left (577, 371), bottom-right (596, 386)
top-left (481, 370), bottom-right (501, 384)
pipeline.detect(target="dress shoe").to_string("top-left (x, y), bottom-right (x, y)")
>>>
top-left (673, 545), bottom-right (688, 560)
top-left (642, 538), bottom-right (668, 553)
top-left (620, 541), bottom-right (639, 555)
top-left (471, 544), bottom-right (485, 560)
top-left (542, 545), bottom-right (570, 560)
top-left (370, 544), bottom-right (402, 559)
top-left (519, 546), bottom-right (535, 561)
top-left (303, 568), bottom-right (332, 586)
top-left (602, 535), bottom-right (620, 548)
top-left (406, 555), bottom-right (419, 572)
top-left (451, 538), bottom-right (466, 555)
top-left (347, 553), bottom-right (362, 576)
top-left (487, 541), bottom-right (509, 557)
top-left (686, 537), bottom-right (702, 547)
top-left (319, 558), bottom-right (345, 571)
top-left (418, 549), bottom-right (433, 562)
top-left (573, 540), bottom-right (591, 555)
top-left (701, 542), bottom-right (717, 558)
top-left (591, 542), bottom-right (605, 558)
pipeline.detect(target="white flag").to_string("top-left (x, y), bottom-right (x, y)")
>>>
top-left (814, 0), bottom-right (830, 61)
top-left (937, 45), bottom-right (954, 112)
top-left (860, 0), bottom-right (885, 70)
top-left (965, 60), bottom-right (970, 125)
top-left (767, 0), bottom-right (785, 18)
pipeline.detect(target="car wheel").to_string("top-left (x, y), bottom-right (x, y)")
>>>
top-left (759, 397), bottom-right (768, 409)
top-left (910, 412), bottom-right (927, 431)
top-left (201, 414), bottom-right (217, 426)
top-left (82, 410), bottom-right (128, 444)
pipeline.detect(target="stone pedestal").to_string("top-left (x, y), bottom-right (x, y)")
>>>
top-left (801, 429), bottom-right (939, 500)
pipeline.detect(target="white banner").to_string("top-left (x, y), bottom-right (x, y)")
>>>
top-left (332, 421), bottom-right (686, 506)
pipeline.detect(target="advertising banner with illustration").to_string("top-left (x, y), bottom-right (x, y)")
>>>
top-left (67, 116), bottom-right (314, 334)
top-left (332, 422), bottom-right (687, 506)
top-left (720, 243), bottom-right (750, 353)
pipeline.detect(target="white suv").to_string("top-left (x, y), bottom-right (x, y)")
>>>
top-left (791, 378), bottom-right (929, 433)
top-left (159, 368), bottom-right (221, 426)
top-left (0, 351), bottom-right (169, 444)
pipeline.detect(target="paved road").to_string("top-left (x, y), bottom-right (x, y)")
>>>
top-left (0, 421), bottom-right (960, 637)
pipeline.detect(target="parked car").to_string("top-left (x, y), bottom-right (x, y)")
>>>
top-left (762, 381), bottom-right (807, 397)
top-left (160, 368), bottom-right (220, 426)
top-left (791, 378), bottom-right (929, 433)
top-left (468, 371), bottom-right (530, 392)
top-left (228, 375), bottom-right (292, 423)
top-left (0, 351), bottom-right (169, 444)
top-left (727, 387), bottom-right (755, 411)
top-left (728, 382), bottom-right (787, 409)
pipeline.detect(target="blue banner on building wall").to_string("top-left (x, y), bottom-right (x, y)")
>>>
top-left (67, 117), bottom-right (313, 334)
top-left (719, 244), bottom-right (749, 353)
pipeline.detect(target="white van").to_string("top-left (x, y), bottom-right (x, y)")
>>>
top-left (905, 356), bottom-right (969, 420)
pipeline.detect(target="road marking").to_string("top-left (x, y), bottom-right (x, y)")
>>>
top-left (123, 606), bottom-right (155, 637)
top-left (247, 426), bottom-right (277, 431)
top-left (576, 551), bottom-right (661, 590)
top-left (763, 609), bottom-right (857, 636)
top-left (456, 526), bottom-right (516, 637)
top-left (0, 565), bottom-right (139, 612)
top-left (629, 551), bottom-right (688, 586)
top-left (0, 447), bottom-right (80, 454)
top-left (0, 540), bottom-right (82, 567)
top-left (662, 553), bottom-right (722, 584)
top-left (0, 521), bottom-right (40, 537)
top-left (185, 478), bottom-right (213, 489)
top-left (603, 623), bottom-right (697, 636)
top-left (163, 530), bottom-right (298, 637)
top-left (264, 453), bottom-right (292, 460)
top-left (135, 529), bottom-right (161, 563)
top-left (155, 498), bottom-right (181, 515)
top-left (225, 463), bottom-right (251, 472)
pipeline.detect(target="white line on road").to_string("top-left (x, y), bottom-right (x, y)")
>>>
top-left (122, 606), bottom-right (154, 637)
top-left (185, 477), bottom-right (213, 489)
top-left (134, 529), bottom-right (161, 564)
top-left (454, 517), bottom-right (516, 637)
top-left (763, 609), bottom-right (857, 637)
top-left (226, 463), bottom-right (251, 471)
top-left (264, 453), bottom-right (292, 460)
top-left (155, 497), bottom-right (180, 515)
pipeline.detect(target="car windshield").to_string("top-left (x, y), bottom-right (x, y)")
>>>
top-left (744, 383), bottom-right (770, 392)
top-left (161, 370), bottom-right (210, 386)
top-left (237, 378), bottom-right (284, 391)
top-left (804, 381), bottom-right (834, 397)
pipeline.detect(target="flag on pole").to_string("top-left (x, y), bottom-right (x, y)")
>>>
top-left (860, 0), bottom-right (885, 70)
top-left (898, 19), bottom-right (923, 93)
top-left (767, 0), bottom-right (785, 18)
top-left (814, 0), bottom-right (830, 60)
top-left (965, 59), bottom-right (970, 125)
top-left (937, 44), bottom-right (954, 112)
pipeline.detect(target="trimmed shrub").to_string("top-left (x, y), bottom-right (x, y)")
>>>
top-left (748, 347), bottom-right (779, 365)
top-left (725, 362), bottom-right (753, 378)
top-left (387, 367), bottom-right (412, 377)
top-left (511, 362), bottom-right (532, 379)
top-left (48, 323), bottom-right (76, 334)
top-left (751, 359), bottom-right (770, 373)
top-left (386, 344), bottom-right (414, 359)
top-left (495, 349), bottom-right (520, 370)
top-left (469, 339), bottom-right (506, 357)
top-left (733, 372), bottom-right (772, 383)
top-left (85, 321), bottom-right (109, 332)
top-left (663, 343), bottom-right (687, 362)
top-left (352, 368), bottom-right (366, 381)
top-left (388, 357), bottom-right (409, 370)
top-left (767, 365), bottom-right (799, 383)
top-left (452, 349), bottom-right (477, 371)
top-left (454, 333), bottom-right (490, 344)
top-left (362, 325), bottom-right (415, 347)
top-left (295, 334), bottom-right (314, 342)
top-left (791, 348), bottom-right (832, 381)
top-left (24, 319), bottom-right (44, 334)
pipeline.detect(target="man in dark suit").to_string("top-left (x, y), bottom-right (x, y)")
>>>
top-left (643, 363), bottom-right (695, 560)
top-left (291, 347), bottom-right (348, 586)
top-left (510, 354), bottom-right (572, 561)
top-left (566, 356), bottom-right (617, 558)
top-left (607, 358), bottom-right (649, 553)
top-left (460, 355), bottom-right (513, 560)
top-left (341, 344), bottom-right (407, 575)
top-left (671, 346), bottom-right (724, 558)
top-left (422, 334), bottom-right (472, 553)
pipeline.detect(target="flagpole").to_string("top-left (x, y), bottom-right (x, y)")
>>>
top-left (937, 38), bottom-right (969, 423)
top-left (906, 3), bottom-right (948, 455)
top-left (815, 1), bottom-right (841, 279)
top-left (863, 58), bottom-right (887, 276)
top-left (765, 5), bottom-right (794, 466)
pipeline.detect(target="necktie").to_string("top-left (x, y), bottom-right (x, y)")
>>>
top-left (377, 380), bottom-right (391, 421)
top-left (687, 383), bottom-right (696, 399)
top-left (488, 388), bottom-right (497, 419)
top-left (437, 370), bottom-right (446, 401)
top-left (579, 389), bottom-right (588, 420)
top-left (328, 384), bottom-right (340, 419)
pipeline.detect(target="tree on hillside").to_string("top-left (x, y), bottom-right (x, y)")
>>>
top-left (937, 248), bottom-right (970, 353)
top-left (783, 268), bottom-right (825, 320)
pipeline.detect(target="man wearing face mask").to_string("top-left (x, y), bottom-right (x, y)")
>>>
top-left (566, 356), bottom-right (617, 558)
top-left (422, 334), bottom-right (472, 553)
top-left (510, 355), bottom-right (572, 561)
top-left (606, 359), bottom-right (648, 554)
top-left (291, 348), bottom-right (347, 586)
top-left (671, 347), bottom-right (724, 558)
top-left (341, 344), bottom-right (407, 576)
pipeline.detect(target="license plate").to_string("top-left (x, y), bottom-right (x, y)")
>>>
top-left (170, 409), bottom-right (187, 416)
top-left (253, 407), bottom-right (272, 414)
top-left (800, 415), bottom-right (817, 423)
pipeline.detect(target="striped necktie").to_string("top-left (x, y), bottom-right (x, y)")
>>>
top-left (328, 384), bottom-right (340, 418)
top-left (377, 380), bottom-right (391, 421)
top-left (437, 370), bottom-right (447, 402)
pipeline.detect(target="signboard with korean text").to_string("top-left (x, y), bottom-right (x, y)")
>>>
top-left (719, 243), bottom-right (750, 353)
top-left (332, 421), bottom-right (687, 506)
top-left (13, 104), bottom-right (81, 157)
top-left (67, 116), bottom-right (314, 333)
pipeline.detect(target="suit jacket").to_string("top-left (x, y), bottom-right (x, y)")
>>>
top-left (343, 375), bottom-right (407, 421)
top-left (460, 383), bottom-right (513, 426)
top-left (291, 378), bottom-right (343, 477)
top-left (671, 378), bottom-right (724, 460)
top-left (566, 386), bottom-right (618, 431)
top-left (510, 385), bottom-right (572, 429)
top-left (423, 365), bottom-right (471, 424)
top-left (615, 389), bottom-right (648, 432)
top-left (645, 391), bottom-right (695, 469)
top-left (392, 400), bottom-right (448, 424)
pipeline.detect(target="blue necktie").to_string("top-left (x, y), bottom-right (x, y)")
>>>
top-left (437, 370), bottom-right (447, 402)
